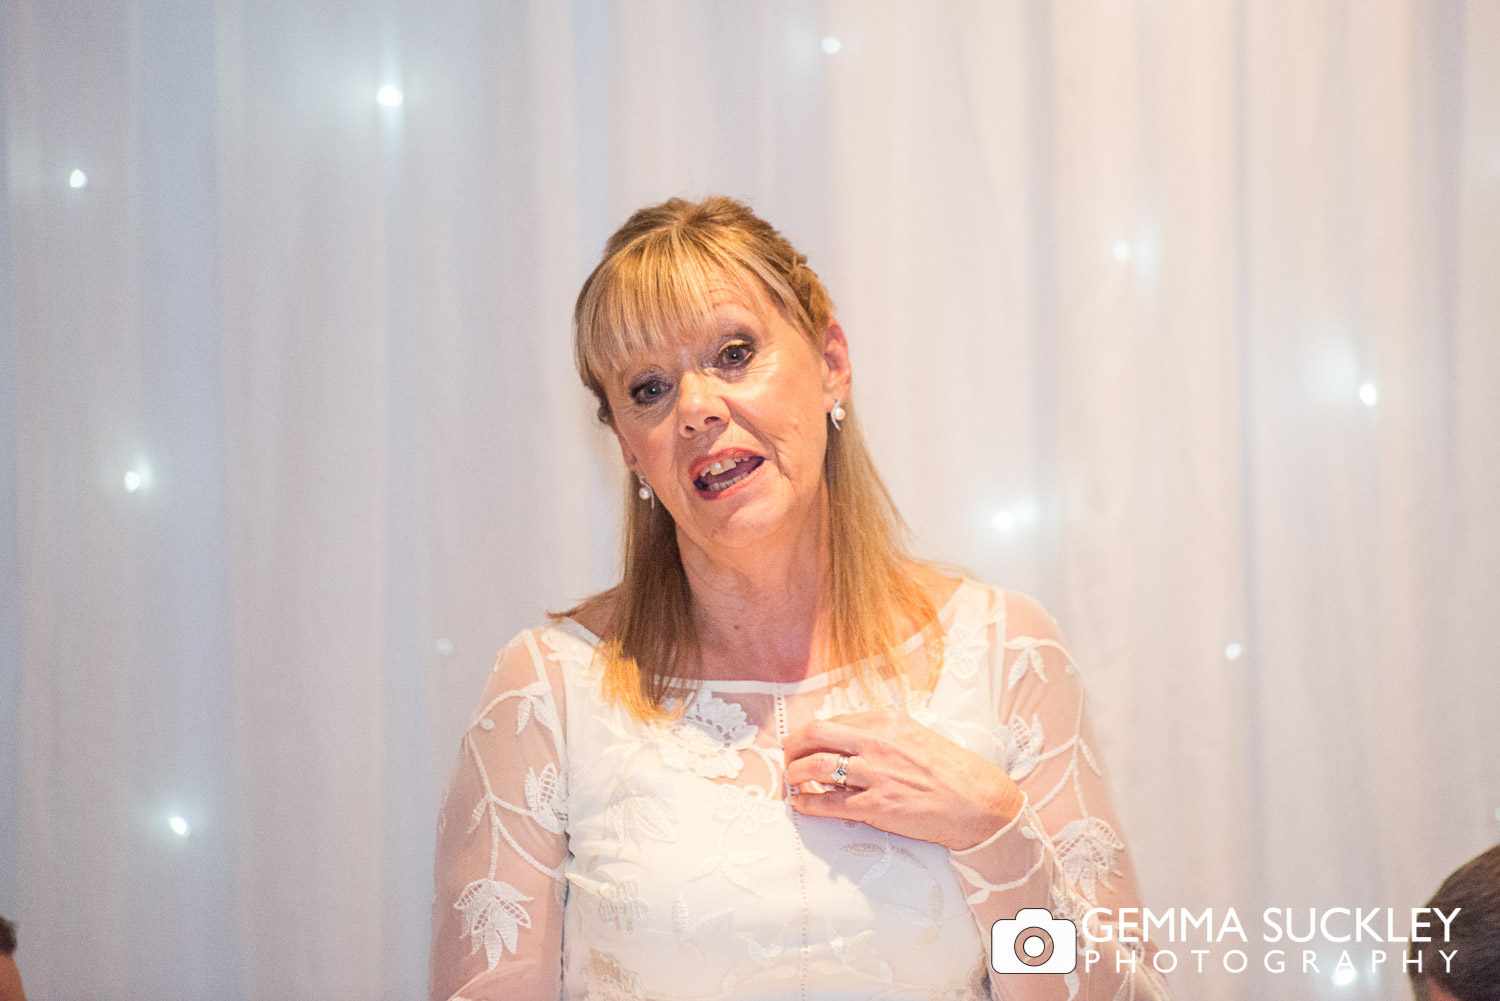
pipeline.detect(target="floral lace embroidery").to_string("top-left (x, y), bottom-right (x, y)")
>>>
top-left (524, 763), bottom-right (567, 833)
top-left (953, 627), bottom-right (1132, 940)
top-left (672, 894), bottom-right (734, 961)
top-left (452, 647), bottom-right (568, 968)
top-left (656, 689), bottom-right (757, 779)
top-left (942, 620), bottom-right (988, 680)
top-left (713, 783), bottom-right (782, 835)
top-left (1000, 713), bottom-right (1045, 781)
top-left (1054, 816), bottom-right (1126, 901)
top-left (604, 774), bottom-right (677, 846)
top-left (595, 872), bottom-right (649, 932)
top-left (454, 877), bottom-right (533, 968)
top-left (686, 844), bottom-right (772, 895)
top-left (817, 925), bottom-right (893, 983)
top-left (585, 947), bottom-right (651, 1001)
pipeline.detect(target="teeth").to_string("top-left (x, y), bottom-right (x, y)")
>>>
top-left (705, 457), bottom-right (745, 476)
top-left (700, 458), bottom-right (757, 492)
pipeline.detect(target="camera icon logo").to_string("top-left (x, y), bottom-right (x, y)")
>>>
top-left (991, 908), bottom-right (1078, 975)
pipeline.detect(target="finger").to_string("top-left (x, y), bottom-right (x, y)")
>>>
top-left (785, 751), bottom-right (866, 792)
top-left (788, 785), bottom-right (870, 822)
top-left (819, 709), bottom-right (903, 728)
top-left (782, 718), bottom-right (866, 762)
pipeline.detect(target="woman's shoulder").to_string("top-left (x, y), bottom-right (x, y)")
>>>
top-left (905, 561), bottom-right (965, 610)
top-left (935, 573), bottom-right (1066, 644)
top-left (549, 588), bottom-right (617, 643)
top-left (481, 608), bottom-right (604, 688)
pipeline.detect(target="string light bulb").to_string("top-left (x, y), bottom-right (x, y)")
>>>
top-left (376, 85), bottom-right (403, 108)
top-left (69, 169), bottom-right (88, 189)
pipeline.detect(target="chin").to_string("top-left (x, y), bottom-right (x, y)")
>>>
top-left (695, 491), bottom-right (813, 550)
top-left (702, 506), bottom-right (785, 547)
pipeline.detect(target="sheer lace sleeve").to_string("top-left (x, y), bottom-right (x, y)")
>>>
top-left (948, 591), bottom-right (1170, 1000)
top-left (429, 630), bottom-right (570, 1001)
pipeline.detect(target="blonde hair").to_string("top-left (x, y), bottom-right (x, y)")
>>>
top-left (560, 196), bottom-right (943, 721)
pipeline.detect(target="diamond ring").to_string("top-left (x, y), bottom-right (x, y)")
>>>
top-left (831, 754), bottom-right (850, 788)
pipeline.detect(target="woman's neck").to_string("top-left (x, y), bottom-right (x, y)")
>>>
top-left (675, 493), bottom-right (833, 683)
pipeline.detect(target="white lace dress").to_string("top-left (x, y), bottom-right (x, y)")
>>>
top-left (429, 580), bottom-right (1171, 1001)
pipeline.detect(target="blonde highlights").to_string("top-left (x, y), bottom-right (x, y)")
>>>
top-left (560, 196), bottom-right (942, 721)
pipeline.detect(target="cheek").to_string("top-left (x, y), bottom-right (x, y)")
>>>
top-left (622, 425), bottom-right (672, 473)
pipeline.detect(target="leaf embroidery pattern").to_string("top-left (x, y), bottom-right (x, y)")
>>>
top-left (454, 878), bottom-right (533, 970)
top-left (1006, 643), bottom-right (1050, 690)
top-left (837, 839), bottom-right (922, 888)
top-left (671, 894), bottom-right (733, 961)
top-left (687, 850), bottom-right (771, 895)
top-left (1000, 713), bottom-right (1046, 781)
top-left (523, 763), bottom-right (567, 834)
top-left (604, 775), bottom-right (677, 846)
top-left (1053, 816), bottom-right (1126, 903)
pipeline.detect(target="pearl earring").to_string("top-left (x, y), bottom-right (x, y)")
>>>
top-left (637, 473), bottom-right (654, 505)
top-left (830, 398), bottom-right (846, 430)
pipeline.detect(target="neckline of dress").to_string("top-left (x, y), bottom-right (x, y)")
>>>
top-left (553, 577), bottom-right (973, 695)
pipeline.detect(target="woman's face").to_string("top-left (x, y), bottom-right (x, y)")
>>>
top-left (604, 292), bottom-right (851, 558)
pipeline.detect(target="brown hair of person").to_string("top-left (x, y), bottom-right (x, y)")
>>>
top-left (558, 195), bottom-right (944, 722)
top-left (1409, 844), bottom-right (1500, 1001)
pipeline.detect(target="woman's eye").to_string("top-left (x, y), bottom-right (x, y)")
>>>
top-left (719, 342), bottom-right (754, 366)
top-left (630, 378), bottom-right (669, 405)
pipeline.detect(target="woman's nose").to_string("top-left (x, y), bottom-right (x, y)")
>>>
top-left (675, 371), bottom-right (729, 437)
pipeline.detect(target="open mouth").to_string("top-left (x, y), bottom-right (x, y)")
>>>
top-left (692, 455), bottom-right (765, 496)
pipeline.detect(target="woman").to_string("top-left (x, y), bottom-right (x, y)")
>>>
top-left (430, 196), bottom-right (1170, 1000)
top-left (0, 917), bottom-right (28, 1001)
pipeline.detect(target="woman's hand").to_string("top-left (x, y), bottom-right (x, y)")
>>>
top-left (782, 710), bottom-right (1025, 851)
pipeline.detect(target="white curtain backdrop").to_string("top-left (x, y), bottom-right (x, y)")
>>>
top-left (3, 1), bottom-right (1497, 999)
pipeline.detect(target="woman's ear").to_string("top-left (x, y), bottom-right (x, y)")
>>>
top-left (822, 320), bottom-right (852, 404)
top-left (611, 425), bottom-right (640, 477)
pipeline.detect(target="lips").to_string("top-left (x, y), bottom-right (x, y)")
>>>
top-left (691, 452), bottom-right (765, 495)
